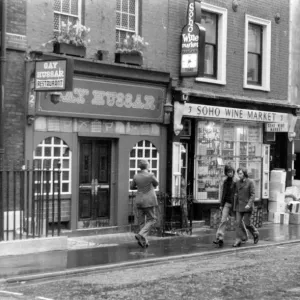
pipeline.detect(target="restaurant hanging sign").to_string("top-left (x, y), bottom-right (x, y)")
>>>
top-left (180, 0), bottom-right (205, 77)
top-left (183, 103), bottom-right (289, 123)
top-left (36, 77), bottom-right (165, 123)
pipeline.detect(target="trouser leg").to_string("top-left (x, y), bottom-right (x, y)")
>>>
top-left (139, 206), bottom-right (157, 242)
top-left (216, 204), bottom-right (230, 241)
top-left (243, 212), bottom-right (259, 237)
top-left (235, 211), bottom-right (245, 242)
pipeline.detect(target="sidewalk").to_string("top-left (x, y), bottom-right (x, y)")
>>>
top-left (2, 223), bottom-right (300, 283)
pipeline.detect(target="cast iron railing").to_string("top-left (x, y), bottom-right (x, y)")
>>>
top-left (0, 161), bottom-right (62, 241)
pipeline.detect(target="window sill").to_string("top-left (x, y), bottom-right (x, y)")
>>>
top-left (243, 84), bottom-right (270, 92)
top-left (195, 77), bottom-right (226, 85)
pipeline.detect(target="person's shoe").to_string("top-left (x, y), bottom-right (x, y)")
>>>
top-left (253, 233), bottom-right (259, 244)
top-left (232, 241), bottom-right (241, 247)
top-left (218, 239), bottom-right (224, 247)
top-left (241, 237), bottom-right (248, 243)
top-left (135, 234), bottom-right (146, 248)
top-left (212, 239), bottom-right (220, 245)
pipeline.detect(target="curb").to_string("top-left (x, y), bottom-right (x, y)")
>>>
top-left (4, 238), bottom-right (300, 284)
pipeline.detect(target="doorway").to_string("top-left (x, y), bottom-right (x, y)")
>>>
top-left (78, 139), bottom-right (112, 227)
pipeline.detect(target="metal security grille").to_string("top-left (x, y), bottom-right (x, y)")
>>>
top-left (129, 140), bottom-right (159, 191)
top-left (54, 0), bottom-right (81, 35)
top-left (116, 0), bottom-right (138, 45)
top-left (33, 137), bottom-right (72, 195)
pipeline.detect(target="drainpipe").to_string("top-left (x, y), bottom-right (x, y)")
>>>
top-left (0, 0), bottom-right (7, 241)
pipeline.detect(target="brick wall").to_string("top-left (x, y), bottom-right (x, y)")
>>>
top-left (168, 0), bottom-right (289, 102)
top-left (4, 0), bottom-right (27, 163)
top-left (27, 0), bottom-right (169, 71)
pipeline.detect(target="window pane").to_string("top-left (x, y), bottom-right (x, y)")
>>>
top-left (247, 53), bottom-right (260, 83)
top-left (62, 183), bottom-right (69, 192)
top-left (35, 147), bottom-right (42, 157)
top-left (54, 147), bottom-right (60, 157)
top-left (138, 149), bottom-right (143, 157)
top-left (63, 159), bottom-right (69, 168)
top-left (63, 171), bottom-right (69, 180)
top-left (130, 160), bottom-right (135, 168)
top-left (248, 23), bottom-right (261, 54)
top-left (201, 12), bottom-right (217, 44)
top-left (62, 0), bottom-right (70, 13)
top-left (70, 0), bottom-right (78, 15)
top-left (130, 149), bottom-right (135, 157)
top-left (129, 0), bottom-right (135, 14)
top-left (45, 147), bottom-right (52, 157)
top-left (204, 45), bottom-right (215, 76)
top-left (122, 0), bottom-right (129, 13)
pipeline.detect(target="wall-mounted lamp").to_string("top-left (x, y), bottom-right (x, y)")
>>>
top-left (181, 93), bottom-right (189, 102)
top-left (288, 132), bottom-right (296, 142)
top-left (49, 92), bottom-right (61, 104)
top-left (164, 102), bottom-right (173, 114)
top-left (232, 0), bottom-right (239, 12)
top-left (27, 115), bottom-right (35, 126)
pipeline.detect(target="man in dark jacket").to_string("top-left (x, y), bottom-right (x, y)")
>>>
top-left (130, 159), bottom-right (159, 248)
top-left (232, 167), bottom-right (259, 247)
top-left (213, 165), bottom-right (247, 247)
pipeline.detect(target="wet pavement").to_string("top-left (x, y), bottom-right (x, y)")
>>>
top-left (1, 223), bottom-right (300, 280)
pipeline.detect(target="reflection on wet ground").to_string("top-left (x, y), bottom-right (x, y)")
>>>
top-left (66, 224), bottom-right (300, 269)
top-left (2, 224), bottom-right (300, 278)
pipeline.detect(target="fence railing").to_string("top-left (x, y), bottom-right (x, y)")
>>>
top-left (0, 161), bottom-right (62, 241)
top-left (128, 192), bottom-right (194, 236)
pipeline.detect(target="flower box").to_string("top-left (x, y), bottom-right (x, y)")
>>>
top-left (53, 43), bottom-right (86, 57)
top-left (115, 52), bottom-right (143, 66)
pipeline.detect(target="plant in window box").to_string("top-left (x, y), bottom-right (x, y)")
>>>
top-left (115, 34), bottom-right (149, 66)
top-left (43, 21), bottom-right (91, 58)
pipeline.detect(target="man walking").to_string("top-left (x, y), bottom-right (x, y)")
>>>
top-left (233, 167), bottom-right (259, 247)
top-left (130, 159), bottom-right (159, 248)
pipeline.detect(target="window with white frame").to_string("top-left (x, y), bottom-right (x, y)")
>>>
top-left (129, 140), bottom-right (159, 191)
top-left (244, 15), bottom-right (271, 91)
top-left (54, 0), bottom-right (81, 36)
top-left (33, 137), bottom-right (72, 195)
top-left (116, 0), bottom-right (139, 46)
top-left (195, 3), bottom-right (227, 85)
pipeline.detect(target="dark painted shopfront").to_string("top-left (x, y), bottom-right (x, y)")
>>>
top-left (170, 90), bottom-right (299, 223)
top-left (25, 55), bottom-right (170, 231)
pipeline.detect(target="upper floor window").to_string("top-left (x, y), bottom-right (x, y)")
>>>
top-left (247, 23), bottom-right (262, 85)
top-left (244, 15), bottom-right (271, 91)
top-left (54, 0), bottom-right (81, 35)
top-left (195, 3), bottom-right (227, 85)
top-left (201, 11), bottom-right (218, 78)
top-left (116, 0), bottom-right (139, 46)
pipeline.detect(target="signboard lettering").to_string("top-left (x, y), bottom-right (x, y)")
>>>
top-left (35, 60), bottom-right (67, 91)
top-left (265, 122), bottom-right (289, 132)
top-left (183, 103), bottom-right (289, 123)
top-left (37, 77), bottom-right (165, 123)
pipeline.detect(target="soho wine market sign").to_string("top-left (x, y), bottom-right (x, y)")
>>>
top-left (183, 103), bottom-right (289, 123)
top-left (35, 60), bottom-right (67, 91)
top-left (180, 0), bottom-right (205, 77)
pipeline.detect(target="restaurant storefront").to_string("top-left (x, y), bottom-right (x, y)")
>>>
top-left (25, 56), bottom-right (170, 231)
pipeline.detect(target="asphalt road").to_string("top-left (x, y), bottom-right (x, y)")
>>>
top-left (1, 242), bottom-right (300, 300)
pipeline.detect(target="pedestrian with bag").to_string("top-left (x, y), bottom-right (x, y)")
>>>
top-left (130, 159), bottom-right (159, 248)
top-left (232, 167), bottom-right (259, 247)
top-left (213, 165), bottom-right (248, 247)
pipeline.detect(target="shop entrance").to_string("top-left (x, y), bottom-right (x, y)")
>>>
top-left (78, 139), bottom-right (111, 227)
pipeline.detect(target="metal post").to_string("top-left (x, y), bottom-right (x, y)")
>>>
top-left (0, 0), bottom-right (7, 241)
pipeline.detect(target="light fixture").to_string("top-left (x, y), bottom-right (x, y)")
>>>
top-left (164, 102), bottom-right (173, 114)
top-left (27, 115), bottom-right (35, 126)
top-left (49, 92), bottom-right (61, 104)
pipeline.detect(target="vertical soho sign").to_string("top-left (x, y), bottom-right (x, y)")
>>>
top-left (180, 0), bottom-right (205, 77)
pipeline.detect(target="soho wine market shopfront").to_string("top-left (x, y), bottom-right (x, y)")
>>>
top-left (170, 90), bottom-right (299, 223)
top-left (25, 55), bottom-right (170, 231)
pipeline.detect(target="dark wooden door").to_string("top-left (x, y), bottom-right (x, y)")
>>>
top-left (79, 139), bottom-right (111, 222)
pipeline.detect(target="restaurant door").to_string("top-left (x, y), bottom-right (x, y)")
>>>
top-left (79, 139), bottom-right (111, 227)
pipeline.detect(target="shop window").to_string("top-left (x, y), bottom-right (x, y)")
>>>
top-left (195, 3), bottom-right (227, 85)
top-left (33, 137), bottom-right (72, 195)
top-left (116, 0), bottom-right (139, 46)
top-left (129, 140), bottom-right (159, 191)
top-left (195, 121), bottom-right (263, 203)
top-left (244, 15), bottom-right (271, 91)
top-left (53, 0), bottom-right (82, 36)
